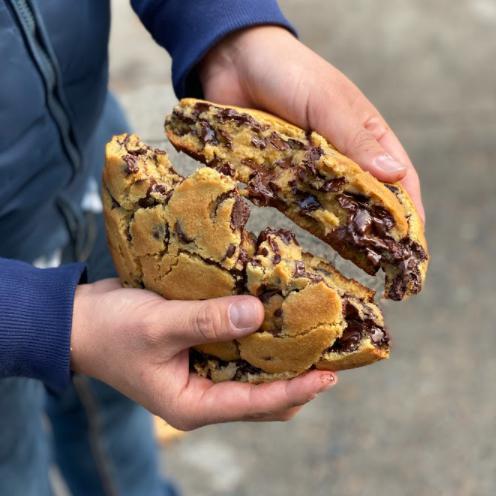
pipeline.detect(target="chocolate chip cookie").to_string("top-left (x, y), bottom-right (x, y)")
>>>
top-left (165, 99), bottom-right (429, 300)
top-left (103, 134), bottom-right (389, 383)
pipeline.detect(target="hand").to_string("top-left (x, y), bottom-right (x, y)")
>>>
top-left (71, 279), bottom-right (337, 430)
top-left (200, 26), bottom-right (425, 221)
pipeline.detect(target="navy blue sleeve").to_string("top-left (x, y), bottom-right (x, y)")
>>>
top-left (131, 0), bottom-right (296, 98)
top-left (0, 258), bottom-right (86, 392)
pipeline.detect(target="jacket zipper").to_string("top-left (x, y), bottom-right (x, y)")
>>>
top-left (7, 0), bottom-right (81, 176)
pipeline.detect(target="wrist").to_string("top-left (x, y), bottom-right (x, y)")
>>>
top-left (70, 283), bottom-right (96, 376)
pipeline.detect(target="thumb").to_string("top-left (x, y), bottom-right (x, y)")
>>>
top-left (163, 295), bottom-right (264, 349)
top-left (339, 124), bottom-right (408, 183)
top-left (309, 96), bottom-right (408, 183)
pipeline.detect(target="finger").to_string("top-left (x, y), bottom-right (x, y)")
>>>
top-left (89, 278), bottom-right (122, 293)
top-left (173, 370), bottom-right (337, 430)
top-left (162, 295), bottom-right (264, 350)
top-left (365, 117), bottom-right (425, 222)
top-left (248, 405), bottom-right (302, 422)
top-left (306, 87), bottom-right (407, 183)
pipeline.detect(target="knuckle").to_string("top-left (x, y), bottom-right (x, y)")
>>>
top-left (347, 127), bottom-right (376, 153)
top-left (192, 302), bottom-right (225, 342)
top-left (139, 314), bottom-right (163, 346)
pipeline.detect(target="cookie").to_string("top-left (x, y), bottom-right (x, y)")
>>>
top-left (165, 99), bottom-right (429, 300)
top-left (103, 134), bottom-right (390, 383)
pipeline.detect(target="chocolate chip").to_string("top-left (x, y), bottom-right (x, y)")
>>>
top-left (217, 162), bottom-right (234, 177)
top-left (302, 147), bottom-right (324, 174)
top-left (110, 195), bottom-right (120, 209)
top-left (127, 146), bottom-right (147, 156)
top-left (152, 224), bottom-right (169, 243)
top-left (274, 157), bottom-right (293, 168)
top-left (257, 228), bottom-right (297, 246)
top-left (251, 136), bottom-right (267, 149)
top-left (174, 222), bottom-right (194, 243)
top-left (321, 177), bottom-right (346, 192)
top-left (293, 260), bottom-right (306, 277)
top-left (353, 209), bottom-right (372, 234)
top-left (217, 108), bottom-right (251, 125)
top-left (365, 248), bottom-right (382, 269)
top-left (258, 288), bottom-right (281, 303)
top-left (225, 244), bottom-right (236, 258)
top-left (193, 102), bottom-right (211, 116)
top-left (268, 132), bottom-right (289, 151)
top-left (247, 172), bottom-right (275, 205)
top-left (230, 197), bottom-right (250, 230)
top-left (274, 308), bottom-right (283, 318)
top-left (123, 155), bottom-right (139, 175)
top-left (198, 120), bottom-right (218, 145)
top-left (287, 138), bottom-right (306, 150)
top-left (217, 128), bottom-right (233, 149)
top-left (384, 184), bottom-right (399, 194)
top-left (298, 193), bottom-right (321, 213)
top-left (138, 182), bottom-right (172, 208)
top-left (260, 247), bottom-right (269, 256)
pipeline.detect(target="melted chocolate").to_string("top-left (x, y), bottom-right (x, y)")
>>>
top-left (330, 301), bottom-right (389, 353)
top-left (230, 197), bottom-right (250, 230)
top-left (329, 193), bottom-right (427, 299)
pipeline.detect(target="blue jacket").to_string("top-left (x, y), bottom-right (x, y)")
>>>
top-left (0, 0), bottom-right (293, 391)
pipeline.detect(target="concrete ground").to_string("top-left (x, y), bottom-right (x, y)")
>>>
top-left (107, 1), bottom-right (496, 495)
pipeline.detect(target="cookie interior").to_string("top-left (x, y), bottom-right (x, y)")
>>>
top-left (165, 99), bottom-right (429, 300)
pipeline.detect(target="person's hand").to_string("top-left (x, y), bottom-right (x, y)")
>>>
top-left (200, 26), bottom-right (425, 222)
top-left (71, 279), bottom-right (337, 430)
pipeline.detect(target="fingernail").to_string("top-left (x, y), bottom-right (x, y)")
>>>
top-left (373, 154), bottom-right (407, 173)
top-left (229, 301), bottom-right (259, 332)
top-left (319, 373), bottom-right (337, 392)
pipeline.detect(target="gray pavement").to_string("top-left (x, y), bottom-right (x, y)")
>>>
top-left (108, 1), bottom-right (496, 495)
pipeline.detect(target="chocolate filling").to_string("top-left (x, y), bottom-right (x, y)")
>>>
top-left (327, 193), bottom-right (426, 299)
top-left (330, 301), bottom-right (389, 353)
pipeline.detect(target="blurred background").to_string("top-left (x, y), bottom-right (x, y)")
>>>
top-left (107, 1), bottom-right (496, 494)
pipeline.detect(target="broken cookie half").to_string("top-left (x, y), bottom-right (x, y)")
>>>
top-left (165, 99), bottom-right (429, 300)
top-left (103, 134), bottom-right (390, 383)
